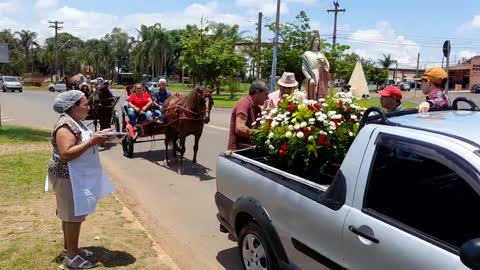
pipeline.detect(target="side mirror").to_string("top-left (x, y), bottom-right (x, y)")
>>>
top-left (460, 239), bottom-right (480, 269)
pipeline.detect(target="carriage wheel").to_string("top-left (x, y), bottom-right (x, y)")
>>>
top-left (122, 133), bottom-right (134, 158)
top-left (112, 112), bottom-right (120, 132)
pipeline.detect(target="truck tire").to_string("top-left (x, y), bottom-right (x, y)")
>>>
top-left (238, 222), bottom-right (279, 270)
top-left (49, 87), bottom-right (55, 92)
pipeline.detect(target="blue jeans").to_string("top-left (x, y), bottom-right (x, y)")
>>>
top-left (127, 108), bottom-right (162, 125)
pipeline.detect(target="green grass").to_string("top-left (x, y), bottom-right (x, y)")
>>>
top-left (0, 125), bottom-right (50, 144)
top-left (23, 86), bottom-right (46, 91)
top-left (356, 99), bottom-right (419, 109)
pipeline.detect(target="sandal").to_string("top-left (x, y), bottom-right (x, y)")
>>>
top-left (62, 248), bottom-right (94, 257)
top-left (63, 254), bottom-right (94, 269)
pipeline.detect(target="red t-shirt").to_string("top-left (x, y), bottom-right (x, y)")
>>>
top-left (128, 92), bottom-right (151, 109)
top-left (228, 96), bottom-right (261, 150)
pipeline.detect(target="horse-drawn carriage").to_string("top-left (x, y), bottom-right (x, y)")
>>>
top-left (83, 86), bottom-right (121, 132)
top-left (121, 87), bottom-right (214, 174)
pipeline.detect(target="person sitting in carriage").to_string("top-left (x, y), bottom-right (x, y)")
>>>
top-left (151, 78), bottom-right (171, 123)
top-left (79, 82), bottom-right (92, 99)
top-left (127, 83), bottom-right (161, 126)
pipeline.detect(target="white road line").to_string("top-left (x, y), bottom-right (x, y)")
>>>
top-left (206, 124), bottom-right (229, 131)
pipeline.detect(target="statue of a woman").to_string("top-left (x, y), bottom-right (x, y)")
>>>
top-left (302, 32), bottom-right (330, 100)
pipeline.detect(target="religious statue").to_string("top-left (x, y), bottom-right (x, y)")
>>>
top-left (302, 31), bottom-right (330, 100)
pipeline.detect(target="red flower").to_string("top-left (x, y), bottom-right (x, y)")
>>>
top-left (314, 104), bottom-right (322, 111)
top-left (346, 107), bottom-right (352, 113)
top-left (268, 119), bottom-right (273, 125)
top-left (286, 102), bottom-right (296, 112)
top-left (332, 119), bottom-right (339, 130)
top-left (317, 134), bottom-right (326, 144)
top-left (340, 115), bottom-right (345, 121)
top-left (325, 140), bottom-right (332, 147)
top-left (338, 101), bottom-right (344, 110)
top-left (279, 142), bottom-right (288, 157)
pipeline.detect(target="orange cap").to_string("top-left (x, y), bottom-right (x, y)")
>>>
top-left (422, 68), bottom-right (447, 85)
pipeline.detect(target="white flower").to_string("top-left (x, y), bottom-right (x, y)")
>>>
top-left (294, 124), bottom-right (301, 130)
top-left (271, 121), bottom-right (279, 128)
top-left (300, 122), bottom-right (307, 128)
top-left (349, 132), bottom-right (354, 136)
top-left (256, 117), bottom-right (262, 121)
top-left (269, 145), bottom-right (275, 150)
top-left (284, 112), bottom-right (291, 116)
top-left (285, 131), bottom-right (292, 138)
top-left (308, 136), bottom-right (314, 142)
top-left (320, 131), bottom-right (327, 135)
top-left (323, 120), bottom-right (329, 126)
top-left (268, 132), bottom-right (274, 138)
top-left (327, 111), bottom-right (337, 117)
top-left (321, 103), bottom-right (328, 108)
top-left (319, 98), bottom-right (326, 103)
top-left (288, 125), bottom-right (294, 131)
top-left (329, 131), bottom-right (333, 134)
top-left (266, 116), bottom-right (272, 120)
top-left (261, 111), bottom-right (267, 115)
top-left (265, 139), bottom-right (271, 145)
top-left (252, 121), bottom-right (256, 126)
top-left (350, 104), bottom-right (359, 110)
top-left (308, 118), bottom-right (316, 124)
top-left (351, 115), bottom-right (358, 120)
top-left (270, 108), bottom-right (278, 114)
top-left (331, 114), bottom-right (342, 120)
top-left (260, 120), bottom-right (266, 125)
top-left (296, 132), bottom-right (304, 138)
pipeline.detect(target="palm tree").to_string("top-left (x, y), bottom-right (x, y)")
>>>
top-left (378, 54), bottom-right (393, 85)
top-left (14, 30), bottom-right (38, 73)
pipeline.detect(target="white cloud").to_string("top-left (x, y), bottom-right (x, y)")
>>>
top-left (184, 1), bottom-right (218, 17)
top-left (0, 0), bottom-right (24, 16)
top-left (458, 15), bottom-right (480, 32)
top-left (347, 21), bottom-right (419, 67)
top-left (235, 0), bottom-right (289, 16)
top-left (34, 0), bottom-right (57, 11)
top-left (457, 50), bottom-right (477, 60)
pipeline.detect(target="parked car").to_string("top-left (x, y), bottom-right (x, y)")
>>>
top-left (48, 81), bottom-right (67, 92)
top-left (471, 84), bottom-right (480, 93)
top-left (0, 76), bottom-right (23, 92)
top-left (145, 81), bottom-right (159, 92)
top-left (215, 99), bottom-right (480, 270)
top-left (399, 82), bottom-right (411, 91)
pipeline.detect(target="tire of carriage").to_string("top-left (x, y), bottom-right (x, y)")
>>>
top-left (122, 132), bottom-right (134, 158)
top-left (112, 111), bottom-right (120, 132)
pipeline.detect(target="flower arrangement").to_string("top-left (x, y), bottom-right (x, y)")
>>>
top-left (251, 90), bottom-right (366, 175)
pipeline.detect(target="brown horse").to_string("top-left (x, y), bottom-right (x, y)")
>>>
top-left (163, 87), bottom-right (214, 174)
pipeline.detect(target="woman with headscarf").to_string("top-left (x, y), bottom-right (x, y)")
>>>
top-left (302, 31), bottom-right (330, 100)
top-left (47, 90), bottom-right (115, 268)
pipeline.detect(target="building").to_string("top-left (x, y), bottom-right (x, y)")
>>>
top-left (449, 56), bottom-right (480, 89)
top-left (388, 67), bottom-right (425, 83)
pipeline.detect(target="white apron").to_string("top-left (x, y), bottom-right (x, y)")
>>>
top-left (65, 114), bottom-right (115, 216)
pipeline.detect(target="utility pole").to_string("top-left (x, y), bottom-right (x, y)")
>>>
top-left (270, 0), bottom-right (281, 93)
top-left (327, 1), bottom-right (345, 51)
top-left (49, 21), bottom-right (63, 80)
top-left (256, 12), bottom-right (263, 80)
top-left (415, 53), bottom-right (420, 96)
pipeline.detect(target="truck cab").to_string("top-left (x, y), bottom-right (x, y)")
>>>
top-left (215, 98), bottom-right (480, 270)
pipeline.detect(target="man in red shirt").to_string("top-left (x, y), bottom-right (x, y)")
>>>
top-left (127, 83), bottom-right (157, 125)
top-left (228, 80), bottom-right (269, 150)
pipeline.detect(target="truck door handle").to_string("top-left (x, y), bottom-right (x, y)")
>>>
top-left (349, 225), bottom-right (380, 244)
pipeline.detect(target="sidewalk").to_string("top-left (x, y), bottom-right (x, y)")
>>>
top-left (0, 125), bottom-right (180, 269)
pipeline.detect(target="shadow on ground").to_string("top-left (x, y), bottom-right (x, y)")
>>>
top-left (216, 247), bottom-right (243, 270)
top-left (53, 246), bottom-right (136, 267)
top-left (135, 149), bottom-right (215, 181)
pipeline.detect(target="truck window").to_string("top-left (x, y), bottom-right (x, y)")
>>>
top-left (364, 143), bottom-right (480, 250)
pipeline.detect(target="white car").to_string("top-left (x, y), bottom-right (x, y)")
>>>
top-left (48, 81), bottom-right (67, 92)
top-left (0, 76), bottom-right (23, 92)
top-left (145, 81), bottom-right (159, 92)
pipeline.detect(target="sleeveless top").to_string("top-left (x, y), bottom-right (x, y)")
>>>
top-left (47, 114), bottom-right (84, 178)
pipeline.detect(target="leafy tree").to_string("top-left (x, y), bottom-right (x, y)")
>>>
top-left (14, 30), bottom-right (38, 73)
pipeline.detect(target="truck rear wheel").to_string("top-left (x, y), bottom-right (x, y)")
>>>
top-left (238, 222), bottom-right (278, 270)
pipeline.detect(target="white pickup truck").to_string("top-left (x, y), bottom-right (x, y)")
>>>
top-left (215, 98), bottom-right (480, 270)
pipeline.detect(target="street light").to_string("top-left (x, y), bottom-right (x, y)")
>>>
top-left (56, 39), bottom-right (72, 80)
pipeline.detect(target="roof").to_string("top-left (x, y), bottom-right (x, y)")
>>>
top-left (387, 111), bottom-right (480, 145)
top-left (450, 63), bottom-right (471, 70)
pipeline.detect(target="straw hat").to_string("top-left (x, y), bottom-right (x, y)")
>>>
top-left (277, 72), bottom-right (298, 88)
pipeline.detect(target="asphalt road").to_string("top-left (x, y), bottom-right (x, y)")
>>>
top-left (0, 89), bottom-right (241, 270)
top-left (2, 89), bottom-right (479, 270)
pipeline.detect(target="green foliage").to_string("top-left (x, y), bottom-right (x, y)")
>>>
top-left (179, 22), bottom-right (246, 90)
top-left (0, 125), bottom-right (50, 144)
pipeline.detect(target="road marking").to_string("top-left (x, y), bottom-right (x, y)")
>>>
top-left (206, 124), bottom-right (228, 131)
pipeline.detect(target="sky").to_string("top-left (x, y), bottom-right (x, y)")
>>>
top-left (1, 0), bottom-right (480, 69)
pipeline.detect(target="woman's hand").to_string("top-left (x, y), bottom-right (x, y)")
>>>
top-left (90, 130), bottom-right (111, 145)
top-left (418, 101), bottom-right (431, 114)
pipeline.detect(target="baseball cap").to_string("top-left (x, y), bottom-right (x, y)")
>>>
top-left (422, 68), bottom-right (447, 85)
top-left (378, 86), bottom-right (402, 100)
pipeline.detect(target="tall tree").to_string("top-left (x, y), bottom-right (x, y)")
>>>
top-left (14, 30), bottom-right (38, 73)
